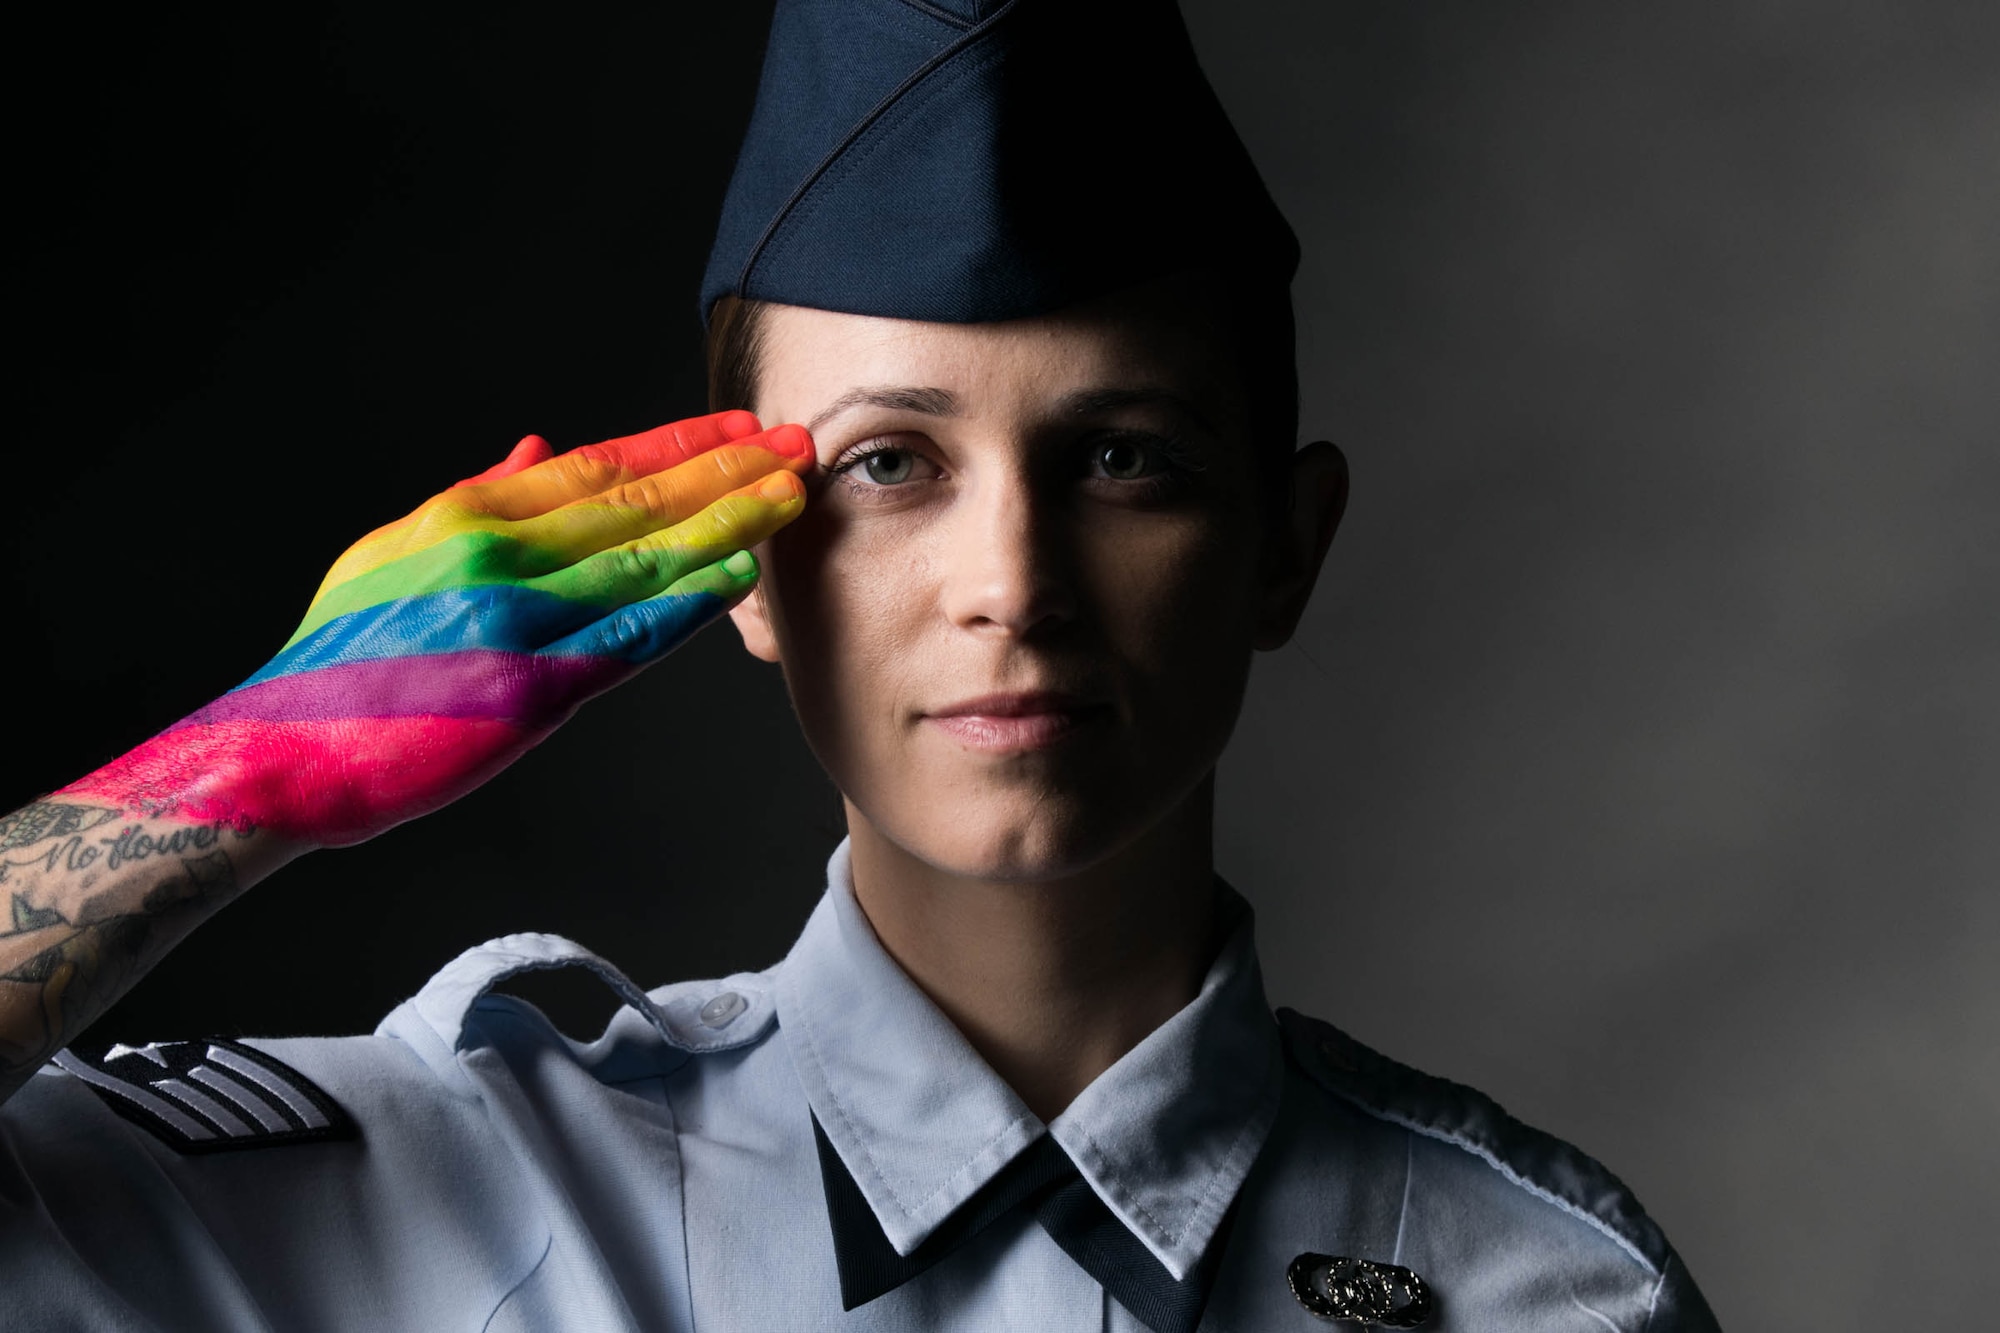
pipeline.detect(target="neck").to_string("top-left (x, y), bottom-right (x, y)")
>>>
top-left (846, 778), bottom-right (1221, 1123)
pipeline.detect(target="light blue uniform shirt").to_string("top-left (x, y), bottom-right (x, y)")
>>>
top-left (1, 843), bottom-right (1718, 1330)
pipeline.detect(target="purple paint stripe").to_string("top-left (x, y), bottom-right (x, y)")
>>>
top-left (178, 651), bottom-right (628, 727)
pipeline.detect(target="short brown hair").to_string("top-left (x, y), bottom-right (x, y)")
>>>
top-left (706, 294), bottom-right (770, 418)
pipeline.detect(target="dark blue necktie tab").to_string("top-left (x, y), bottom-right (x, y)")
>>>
top-left (813, 1114), bottom-right (1232, 1333)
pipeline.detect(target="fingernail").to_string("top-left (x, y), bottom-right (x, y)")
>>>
top-left (757, 472), bottom-right (801, 502)
top-left (718, 409), bottom-right (763, 440)
top-left (723, 549), bottom-right (758, 578)
top-left (762, 423), bottom-right (813, 458)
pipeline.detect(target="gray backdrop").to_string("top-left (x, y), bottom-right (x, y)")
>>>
top-left (8, 3), bottom-right (1995, 1327)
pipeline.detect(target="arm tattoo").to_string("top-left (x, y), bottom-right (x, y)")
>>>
top-left (0, 802), bottom-right (119, 851)
top-left (0, 801), bottom-right (251, 1077)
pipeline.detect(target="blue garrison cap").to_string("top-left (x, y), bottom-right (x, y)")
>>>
top-left (701, 0), bottom-right (1298, 326)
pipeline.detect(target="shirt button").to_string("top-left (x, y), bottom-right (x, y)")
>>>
top-left (699, 991), bottom-right (748, 1028)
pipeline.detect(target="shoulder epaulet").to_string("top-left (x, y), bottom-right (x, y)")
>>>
top-left (52, 1037), bottom-right (357, 1154)
top-left (1276, 1007), bottom-right (1669, 1277)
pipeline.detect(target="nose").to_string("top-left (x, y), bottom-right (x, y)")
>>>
top-left (938, 465), bottom-right (1077, 638)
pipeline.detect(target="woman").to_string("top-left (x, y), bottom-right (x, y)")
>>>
top-left (0, 2), bottom-right (1717, 1328)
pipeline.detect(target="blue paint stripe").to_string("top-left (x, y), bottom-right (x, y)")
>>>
top-left (240, 584), bottom-right (723, 687)
top-left (541, 589), bottom-right (733, 665)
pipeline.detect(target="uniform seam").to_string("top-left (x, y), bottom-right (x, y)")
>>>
top-left (752, 37), bottom-right (1000, 294)
top-left (866, 0), bottom-right (966, 64)
top-left (739, 0), bottom-right (1018, 295)
top-left (1391, 1131), bottom-right (1414, 1266)
top-left (1642, 1251), bottom-right (1676, 1331)
top-left (890, 0), bottom-right (971, 35)
top-left (662, 1069), bottom-right (699, 1333)
top-left (788, 974), bottom-right (891, 1203)
top-left (439, 1041), bottom-right (564, 1317)
top-left (1281, 1012), bottom-right (1664, 1278)
top-left (480, 1230), bottom-right (554, 1333)
top-left (1571, 1294), bottom-right (1626, 1332)
top-left (374, 1023), bottom-right (484, 1104)
top-left (1060, 1127), bottom-right (1192, 1245)
top-left (1336, 1094), bottom-right (1658, 1275)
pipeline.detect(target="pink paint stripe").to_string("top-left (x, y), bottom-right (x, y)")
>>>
top-left (61, 716), bottom-right (535, 846)
top-left (182, 651), bottom-right (628, 728)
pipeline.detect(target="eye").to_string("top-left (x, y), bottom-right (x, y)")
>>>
top-left (1077, 431), bottom-right (1204, 504)
top-left (1086, 433), bottom-right (1194, 484)
top-left (861, 449), bottom-right (918, 485)
top-left (1093, 437), bottom-right (1156, 481)
top-left (825, 441), bottom-right (941, 493)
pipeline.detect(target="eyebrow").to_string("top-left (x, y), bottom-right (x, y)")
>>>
top-left (801, 383), bottom-right (1219, 439)
top-left (806, 385), bottom-right (960, 435)
top-left (1051, 387), bottom-right (1219, 435)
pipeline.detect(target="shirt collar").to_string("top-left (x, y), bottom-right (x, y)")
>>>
top-left (774, 840), bottom-right (1284, 1281)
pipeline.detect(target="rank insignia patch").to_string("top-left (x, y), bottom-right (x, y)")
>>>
top-left (53, 1038), bottom-right (356, 1154)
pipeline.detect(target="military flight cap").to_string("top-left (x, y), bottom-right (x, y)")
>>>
top-left (701, 0), bottom-right (1299, 326)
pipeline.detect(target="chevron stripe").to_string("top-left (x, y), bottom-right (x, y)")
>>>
top-left (152, 1078), bottom-right (253, 1137)
top-left (55, 1038), bottom-right (355, 1153)
top-left (187, 1064), bottom-right (290, 1132)
top-left (51, 1052), bottom-right (218, 1142)
top-left (205, 1043), bottom-right (333, 1129)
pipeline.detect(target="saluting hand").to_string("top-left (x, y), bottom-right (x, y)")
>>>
top-left (57, 410), bottom-right (811, 847)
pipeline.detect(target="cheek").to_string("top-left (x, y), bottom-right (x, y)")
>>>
top-left (1083, 510), bottom-right (1265, 780)
top-left (758, 503), bottom-right (932, 769)
top-left (1087, 510), bottom-right (1264, 672)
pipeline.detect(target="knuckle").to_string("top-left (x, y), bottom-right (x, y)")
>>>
top-left (556, 454), bottom-right (617, 493)
top-left (625, 473), bottom-right (676, 514)
top-left (620, 541), bottom-right (667, 585)
top-left (597, 608), bottom-right (642, 656)
top-left (457, 532), bottom-right (523, 581)
top-left (698, 494), bottom-right (751, 537)
top-left (408, 497), bottom-right (466, 542)
top-left (705, 445), bottom-right (753, 482)
top-left (712, 494), bottom-right (773, 542)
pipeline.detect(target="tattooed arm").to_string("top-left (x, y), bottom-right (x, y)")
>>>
top-left (0, 411), bottom-right (811, 1104)
top-left (0, 802), bottom-right (298, 1102)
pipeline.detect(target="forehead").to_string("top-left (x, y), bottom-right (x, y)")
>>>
top-left (753, 275), bottom-right (1245, 425)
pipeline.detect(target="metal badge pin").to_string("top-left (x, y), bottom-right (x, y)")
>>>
top-left (1287, 1253), bottom-right (1435, 1328)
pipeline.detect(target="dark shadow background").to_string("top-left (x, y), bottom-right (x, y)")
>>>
top-left (7, 2), bottom-right (1996, 1326)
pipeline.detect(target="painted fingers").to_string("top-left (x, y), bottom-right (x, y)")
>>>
top-left (295, 418), bottom-right (811, 643)
top-left (529, 468), bottom-right (804, 609)
top-left (319, 415), bottom-right (803, 583)
top-left (453, 410), bottom-right (769, 519)
top-left (507, 426), bottom-right (812, 565)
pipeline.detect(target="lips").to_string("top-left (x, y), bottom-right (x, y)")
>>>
top-left (922, 691), bottom-right (1107, 753)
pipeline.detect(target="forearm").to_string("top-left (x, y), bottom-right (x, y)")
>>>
top-left (0, 797), bottom-right (302, 1102)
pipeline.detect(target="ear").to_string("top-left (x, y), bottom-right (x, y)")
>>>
top-left (1253, 440), bottom-right (1349, 650)
top-left (727, 577), bottom-right (784, 663)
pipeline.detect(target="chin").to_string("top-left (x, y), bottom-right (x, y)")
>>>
top-left (852, 780), bottom-right (1170, 885)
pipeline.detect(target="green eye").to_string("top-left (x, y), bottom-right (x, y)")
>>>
top-left (862, 450), bottom-right (916, 484)
top-left (1096, 439), bottom-right (1153, 481)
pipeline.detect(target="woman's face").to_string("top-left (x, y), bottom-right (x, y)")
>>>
top-left (729, 276), bottom-right (1339, 882)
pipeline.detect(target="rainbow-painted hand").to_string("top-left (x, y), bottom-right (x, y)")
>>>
top-left (59, 411), bottom-right (809, 847)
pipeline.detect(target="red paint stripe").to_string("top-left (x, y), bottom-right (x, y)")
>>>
top-left (61, 716), bottom-right (538, 846)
